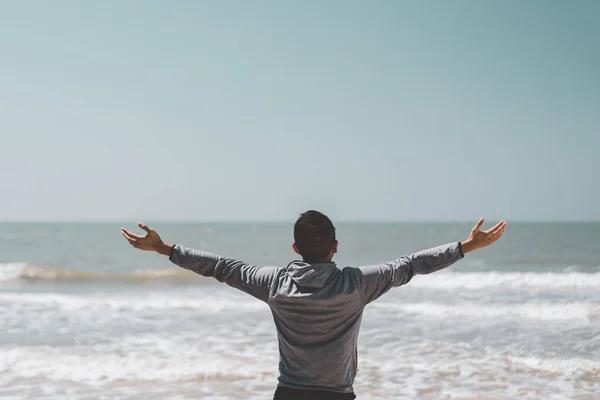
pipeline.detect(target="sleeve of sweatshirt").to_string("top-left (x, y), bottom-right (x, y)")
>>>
top-left (169, 244), bottom-right (280, 302)
top-left (355, 242), bottom-right (464, 305)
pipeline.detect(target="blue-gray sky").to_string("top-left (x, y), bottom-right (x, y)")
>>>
top-left (1, 0), bottom-right (598, 222)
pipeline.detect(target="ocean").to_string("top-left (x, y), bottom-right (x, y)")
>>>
top-left (1, 222), bottom-right (599, 400)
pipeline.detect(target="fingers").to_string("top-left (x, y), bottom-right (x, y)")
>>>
top-left (487, 224), bottom-right (506, 243)
top-left (121, 230), bottom-right (138, 246)
top-left (138, 222), bottom-right (153, 234)
top-left (128, 239), bottom-right (141, 248)
top-left (121, 229), bottom-right (146, 250)
top-left (121, 228), bottom-right (142, 241)
top-left (472, 217), bottom-right (484, 232)
top-left (484, 220), bottom-right (506, 235)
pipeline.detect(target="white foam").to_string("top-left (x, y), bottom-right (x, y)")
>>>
top-left (0, 291), bottom-right (267, 313)
top-left (374, 301), bottom-right (598, 322)
top-left (0, 263), bottom-right (28, 281)
top-left (0, 343), bottom-right (274, 385)
top-left (1, 329), bottom-right (598, 399)
top-left (356, 337), bottom-right (600, 399)
top-left (507, 355), bottom-right (600, 375)
top-left (411, 271), bottom-right (600, 290)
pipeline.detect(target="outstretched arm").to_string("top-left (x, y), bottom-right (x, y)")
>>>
top-left (121, 223), bottom-right (279, 302)
top-left (355, 218), bottom-right (506, 305)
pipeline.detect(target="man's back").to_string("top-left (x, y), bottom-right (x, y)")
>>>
top-left (269, 262), bottom-right (364, 392)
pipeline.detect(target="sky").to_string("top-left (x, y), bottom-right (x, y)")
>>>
top-left (0, 0), bottom-right (598, 222)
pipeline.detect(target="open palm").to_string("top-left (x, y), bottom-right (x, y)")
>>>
top-left (121, 223), bottom-right (164, 252)
top-left (465, 218), bottom-right (506, 252)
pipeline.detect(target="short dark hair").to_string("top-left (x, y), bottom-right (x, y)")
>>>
top-left (294, 210), bottom-right (336, 263)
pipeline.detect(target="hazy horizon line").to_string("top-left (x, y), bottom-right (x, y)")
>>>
top-left (1, 219), bottom-right (598, 224)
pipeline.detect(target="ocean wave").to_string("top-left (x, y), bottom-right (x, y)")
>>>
top-left (0, 263), bottom-right (197, 282)
top-left (374, 301), bottom-right (599, 322)
top-left (1, 340), bottom-right (597, 389)
top-left (2, 290), bottom-right (597, 324)
top-left (0, 345), bottom-right (273, 385)
top-left (410, 271), bottom-right (600, 289)
top-left (3, 263), bottom-right (600, 290)
top-left (0, 291), bottom-right (267, 313)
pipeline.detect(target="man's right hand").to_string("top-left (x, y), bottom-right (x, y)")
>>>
top-left (461, 218), bottom-right (506, 254)
top-left (121, 222), bottom-right (173, 256)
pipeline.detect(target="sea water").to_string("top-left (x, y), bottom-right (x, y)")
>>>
top-left (1, 222), bottom-right (599, 399)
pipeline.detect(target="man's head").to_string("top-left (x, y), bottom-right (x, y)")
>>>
top-left (292, 210), bottom-right (338, 263)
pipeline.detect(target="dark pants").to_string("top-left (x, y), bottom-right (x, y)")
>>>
top-left (273, 386), bottom-right (356, 400)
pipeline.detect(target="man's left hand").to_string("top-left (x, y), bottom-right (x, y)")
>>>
top-left (121, 223), bottom-right (173, 256)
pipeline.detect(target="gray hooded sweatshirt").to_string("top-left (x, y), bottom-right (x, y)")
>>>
top-left (169, 241), bottom-right (464, 393)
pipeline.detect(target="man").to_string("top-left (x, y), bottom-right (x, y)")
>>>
top-left (121, 211), bottom-right (505, 400)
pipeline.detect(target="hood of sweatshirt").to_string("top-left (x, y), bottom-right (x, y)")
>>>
top-left (286, 260), bottom-right (340, 290)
